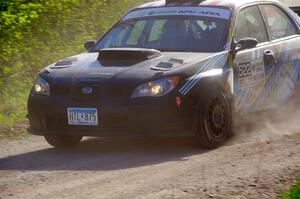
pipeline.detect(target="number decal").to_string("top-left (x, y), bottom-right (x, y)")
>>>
top-left (238, 62), bottom-right (252, 78)
top-left (237, 60), bottom-right (265, 88)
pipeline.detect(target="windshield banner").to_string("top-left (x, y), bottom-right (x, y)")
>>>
top-left (123, 7), bottom-right (230, 21)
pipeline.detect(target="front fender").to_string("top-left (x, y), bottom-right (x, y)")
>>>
top-left (179, 69), bottom-right (232, 98)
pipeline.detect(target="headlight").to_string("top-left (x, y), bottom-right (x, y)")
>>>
top-left (131, 76), bottom-right (179, 98)
top-left (33, 77), bottom-right (50, 96)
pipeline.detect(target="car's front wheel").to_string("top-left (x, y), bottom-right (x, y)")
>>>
top-left (44, 135), bottom-right (82, 148)
top-left (196, 88), bottom-right (232, 148)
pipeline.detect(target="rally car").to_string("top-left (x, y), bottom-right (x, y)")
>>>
top-left (28, 0), bottom-right (300, 148)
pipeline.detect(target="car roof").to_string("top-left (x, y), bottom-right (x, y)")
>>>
top-left (137, 0), bottom-right (287, 10)
top-left (280, 0), bottom-right (298, 7)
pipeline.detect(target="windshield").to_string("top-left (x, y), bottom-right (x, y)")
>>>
top-left (94, 6), bottom-right (231, 53)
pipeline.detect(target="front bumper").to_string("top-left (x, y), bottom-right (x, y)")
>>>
top-left (27, 92), bottom-right (194, 136)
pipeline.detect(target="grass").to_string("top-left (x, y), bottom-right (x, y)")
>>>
top-left (0, 0), bottom-right (148, 139)
top-left (282, 181), bottom-right (300, 199)
top-left (0, 71), bottom-right (32, 136)
top-left (0, 120), bottom-right (28, 142)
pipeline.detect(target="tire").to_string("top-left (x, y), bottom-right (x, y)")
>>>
top-left (44, 135), bottom-right (82, 148)
top-left (196, 88), bottom-right (232, 149)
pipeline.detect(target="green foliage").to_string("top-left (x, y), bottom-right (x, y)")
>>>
top-left (0, 1), bottom-right (44, 34)
top-left (282, 181), bottom-right (300, 199)
top-left (0, 0), bottom-right (147, 135)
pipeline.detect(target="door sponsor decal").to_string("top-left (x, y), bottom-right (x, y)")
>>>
top-left (237, 60), bottom-right (265, 88)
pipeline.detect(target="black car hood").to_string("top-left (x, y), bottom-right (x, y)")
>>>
top-left (42, 50), bottom-right (220, 87)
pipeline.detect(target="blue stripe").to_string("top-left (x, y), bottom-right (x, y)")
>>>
top-left (179, 53), bottom-right (227, 95)
top-left (179, 53), bottom-right (223, 93)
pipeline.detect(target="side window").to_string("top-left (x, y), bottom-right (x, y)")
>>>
top-left (260, 5), bottom-right (297, 40)
top-left (235, 6), bottom-right (268, 43)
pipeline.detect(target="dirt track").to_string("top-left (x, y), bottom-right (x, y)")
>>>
top-left (1, 107), bottom-right (300, 199)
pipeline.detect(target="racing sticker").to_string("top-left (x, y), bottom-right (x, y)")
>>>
top-left (122, 7), bottom-right (231, 21)
top-left (237, 60), bottom-right (265, 88)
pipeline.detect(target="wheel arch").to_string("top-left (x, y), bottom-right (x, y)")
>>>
top-left (180, 72), bottom-right (235, 136)
top-left (183, 71), bottom-right (233, 102)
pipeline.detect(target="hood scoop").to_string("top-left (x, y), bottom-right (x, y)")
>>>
top-left (51, 57), bottom-right (78, 69)
top-left (98, 48), bottom-right (162, 67)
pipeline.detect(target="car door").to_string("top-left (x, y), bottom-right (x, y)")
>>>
top-left (259, 4), bottom-right (300, 105)
top-left (233, 5), bottom-right (276, 113)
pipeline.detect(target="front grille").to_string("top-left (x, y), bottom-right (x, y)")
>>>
top-left (72, 85), bottom-right (102, 102)
top-left (52, 85), bottom-right (71, 96)
top-left (47, 115), bottom-right (68, 130)
top-left (51, 82), bottom-right (133, 101)
top-left (106, 86), bottom-right (132, 99)
top-left (102, 113), bottom-right (129, 128)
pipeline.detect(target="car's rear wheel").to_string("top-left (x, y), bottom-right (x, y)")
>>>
top-left (196, 88), bottom-right (232, 148)
top-left (44, 135), bottom-right (82, 148)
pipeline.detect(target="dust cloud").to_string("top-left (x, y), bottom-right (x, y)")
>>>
top-left (228, 96), bottom-right (300, 145)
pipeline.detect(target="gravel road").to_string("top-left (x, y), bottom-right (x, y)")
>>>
top-left (1, 104), bottom-right (300, 199)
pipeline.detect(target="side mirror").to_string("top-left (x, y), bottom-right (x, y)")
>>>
top-left (84, 40), bottom-right (96, 51)
top-left (235, 38), bottom-right (258, 52)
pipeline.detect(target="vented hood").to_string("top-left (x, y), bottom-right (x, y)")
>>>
top-left (98, 48), bottom-right (162, 67)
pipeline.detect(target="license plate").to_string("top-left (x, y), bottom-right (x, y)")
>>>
top-left (67, 108), bottom-right (98, 126)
